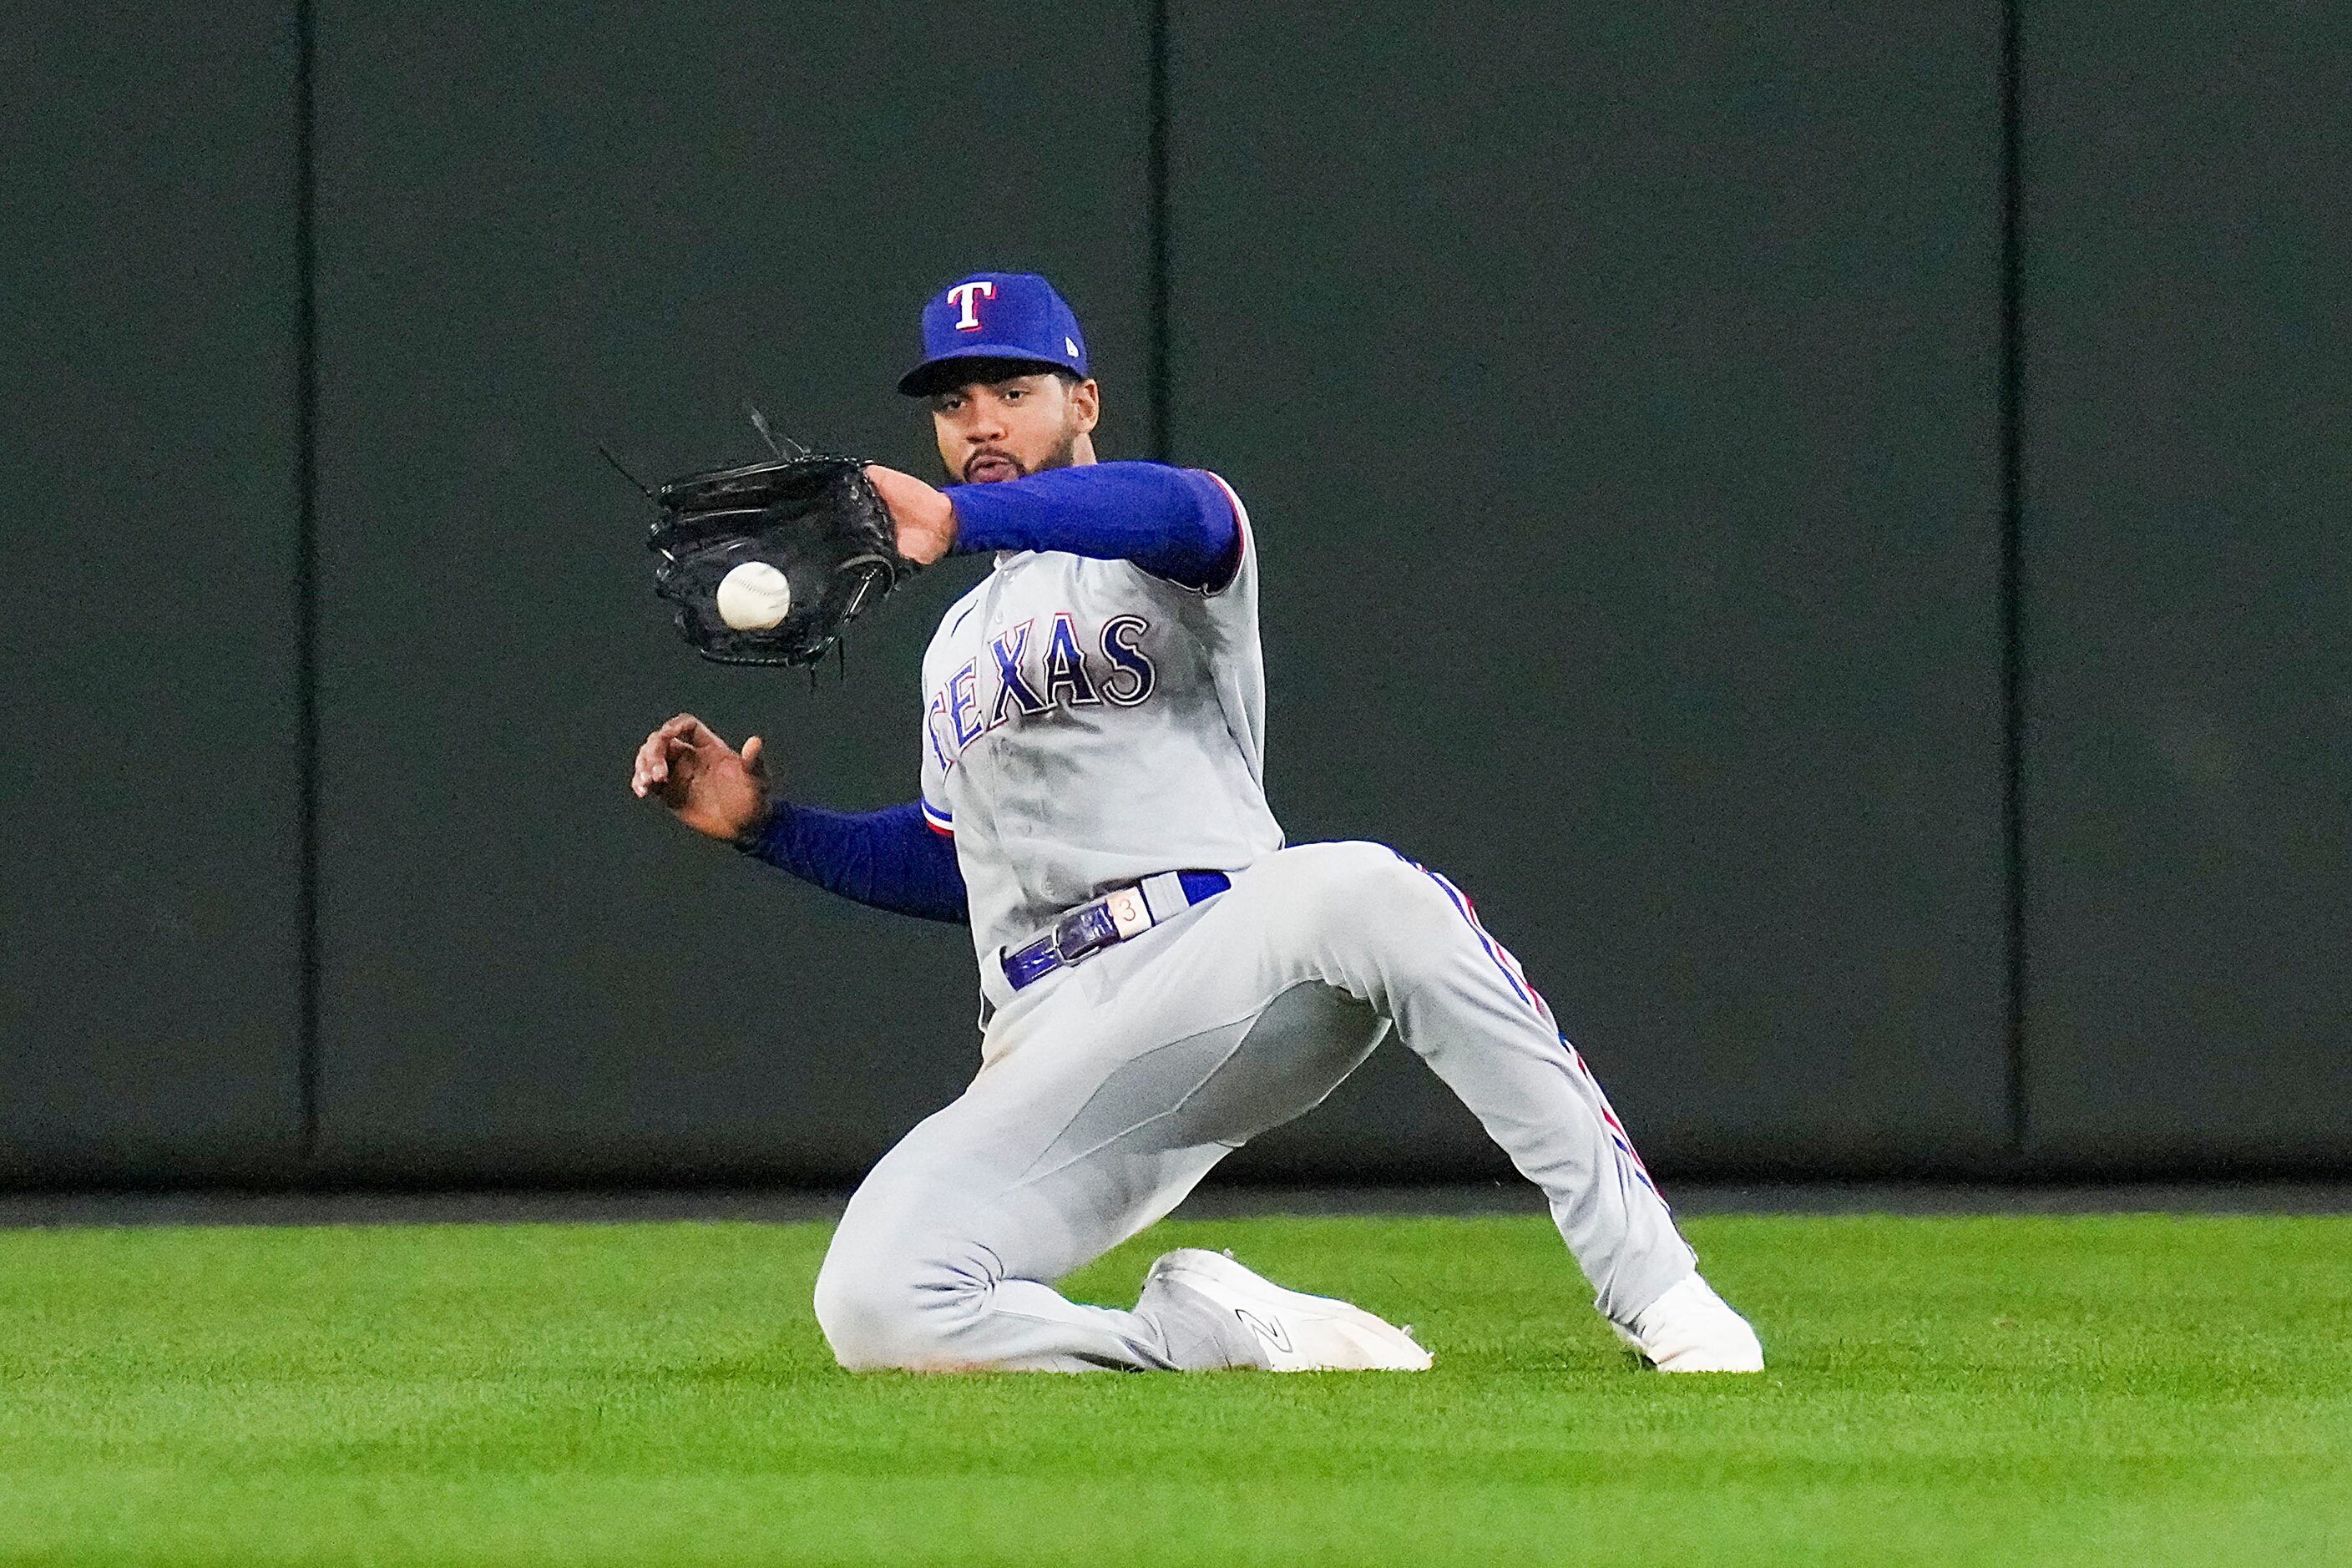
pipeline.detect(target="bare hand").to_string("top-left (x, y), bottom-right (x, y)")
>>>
top-left (630, 713), bottom-right (772, 842)
top-left (866, 464), bottom-right (958, 565)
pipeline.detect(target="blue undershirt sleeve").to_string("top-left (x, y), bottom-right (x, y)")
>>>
top-left (736, 800), bottom-right (969, 925)
top-left (943, 462), bottom-right (1241, 590)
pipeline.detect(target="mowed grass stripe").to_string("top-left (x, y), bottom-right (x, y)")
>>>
top-left (1, 1215), bottom-right (2346, 1566)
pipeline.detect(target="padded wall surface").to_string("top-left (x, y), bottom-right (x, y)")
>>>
top-left (2020, 3), bottom-right (2352, 1166)
top-left (0, 6), bottom-right (305, 1179)
top-left (311, 3), bottom-right (1152, 1179)
top-left (1171, 1), bottom-right (2012, 1175)
top-left (15, 3), bottom-right (2337, 1190)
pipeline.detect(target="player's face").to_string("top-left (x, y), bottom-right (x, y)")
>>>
top-left (929, 373), bottom-right (1100, 484)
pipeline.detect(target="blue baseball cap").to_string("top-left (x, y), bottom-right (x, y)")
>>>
top-left (897, 271), bottom-right (1089, 397)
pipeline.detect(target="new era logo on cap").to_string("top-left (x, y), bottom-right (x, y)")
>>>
top-left (898, 271), bottom-right (1090, 397)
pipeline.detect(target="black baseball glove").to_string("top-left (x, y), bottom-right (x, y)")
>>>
top-left (645, 453), bottom-right (915, 667)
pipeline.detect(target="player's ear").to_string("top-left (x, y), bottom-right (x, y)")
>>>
top-left (1069, 377), bottom-right (1100, 435)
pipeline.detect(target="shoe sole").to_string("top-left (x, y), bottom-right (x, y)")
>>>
top-left (1652, 1353), bottom-right (1765, 1373)
top-left (1146, 1248), bottom-right (1434, 1372)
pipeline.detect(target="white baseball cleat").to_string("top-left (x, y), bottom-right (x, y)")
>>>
top-left (1141, 1248), bottom-right (1434, 1372)
top-left (1615, 1273), bottom-right (1765, 1373)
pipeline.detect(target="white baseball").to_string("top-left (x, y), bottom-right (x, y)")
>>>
top-left (715, 561), bottom-right (792, 632)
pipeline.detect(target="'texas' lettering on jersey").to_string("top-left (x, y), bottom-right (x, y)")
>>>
top-left (928, 610), bottom-right (1157, 771)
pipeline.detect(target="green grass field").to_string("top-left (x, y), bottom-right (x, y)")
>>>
top-left (3, 1212), bottom-right (2347, 1566)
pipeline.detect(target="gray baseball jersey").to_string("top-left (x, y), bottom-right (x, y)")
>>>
top-left (917, 474), bottom-right (1282, 979)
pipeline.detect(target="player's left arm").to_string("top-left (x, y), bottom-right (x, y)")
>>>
top-left (866, 463), bottom-right (1242, 591)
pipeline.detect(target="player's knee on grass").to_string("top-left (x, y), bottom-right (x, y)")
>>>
top-left (812, 1232), bottom-right (990, 1372)
top-left (811, 1247), bottom-right (926, 1371)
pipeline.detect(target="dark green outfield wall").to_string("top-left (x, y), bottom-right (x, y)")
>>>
top-left (0, 5), bottom-right (306, 1182)
top-left (306, 3), bottom-right (1151, 1182)
top-left (2016, 1), bottom-right (2352, 1168)
top-left (3, 2), bottom-right (2344, 1186)
top-left (1169, 2), bottom-right (2009, 1178)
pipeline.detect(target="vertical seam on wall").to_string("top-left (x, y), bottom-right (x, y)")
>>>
top-left (1146, 0), bottom-right (1171, 463)
top-left (1999, 0), bottom-right (2028, 1161)
top-left (295, 0), bottom-right (321, 1166)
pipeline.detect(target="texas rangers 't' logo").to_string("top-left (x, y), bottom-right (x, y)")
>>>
top-left (948, 280), bottom-right (996, 331)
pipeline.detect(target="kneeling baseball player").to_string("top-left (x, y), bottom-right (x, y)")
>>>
top-left (631, 272), bottom-right (1763, 1373)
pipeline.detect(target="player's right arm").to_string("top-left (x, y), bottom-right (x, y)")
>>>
top-left (868, 462), bottom-right (1242, 592)
top-left (630, 714), bottom-right (968, 924)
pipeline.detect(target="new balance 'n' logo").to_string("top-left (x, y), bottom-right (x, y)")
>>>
top-left (1235, 1308), bottom-right (1292, 1353)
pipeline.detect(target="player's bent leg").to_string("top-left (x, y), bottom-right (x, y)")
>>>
top-left (808, 842), bottom-right (1724, 1374)
top-left (811, 975), bottom-right (1391, 1373)
top-left (1237, 841), bottom-right (1759, 1366)
top-left (812, 1105), bottom-right (1224, 1373)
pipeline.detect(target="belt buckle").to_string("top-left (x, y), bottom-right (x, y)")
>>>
top-left (1004, 886), bottom-right (1164, 994)
top-left (1050, 901), bottom-right (1120, 964)
top-left (1057, 887), bottom-right (1153, 963)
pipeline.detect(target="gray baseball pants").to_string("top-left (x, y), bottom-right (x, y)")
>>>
top-left (812, 840), bottom-right (1695, 1371)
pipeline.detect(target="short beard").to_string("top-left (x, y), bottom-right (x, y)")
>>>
top-left (1032, 428), bottom-right (1081, 473)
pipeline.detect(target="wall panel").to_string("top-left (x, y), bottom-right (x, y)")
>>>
top-left (312, 3), bottom-right (1154, 1179)
top-left (0, 5), bottom-right (305, 1181)
top-left (2020, 2), bottom-right (2352, 1166)
top-left (1171, 1), bottom-right (2012, 1176)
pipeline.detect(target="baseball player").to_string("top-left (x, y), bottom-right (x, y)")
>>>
top-left (631, 272), bottom-right (1763, 1373)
